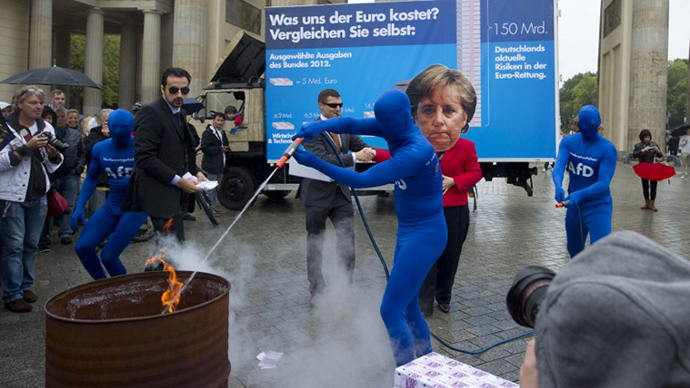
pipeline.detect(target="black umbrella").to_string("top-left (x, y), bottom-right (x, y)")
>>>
top-left (0, 66), bottom-right (101, 89)
top-left (670, 123), bottom-right (690, 138)
top-left (181, 98), bottom-right (205, 115)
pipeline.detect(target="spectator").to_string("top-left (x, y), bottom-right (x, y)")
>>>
top-left (0, 101), bottom-right (11, 118)
top-left (84, 109), bottom-right (112, 218)
top-left (37, 106), bottom-right (58, 252)
top-left (598, 124), bottom-right (605, 137)
top-left (678, 127), bottom-right (690, 178)
top-left (51, 108), bottom-right (86, 245)
top-left (632, 129), bottom-right (663, 211)
top-left (0, 85), bottom-right (63, 313)
top-left (224, 105), bottom-right (243, 135)
top-left (297, 88), bottom-right (375, 307)
top-left (48, 89), bottom-right (66, 111)
top-left (200, 112), bottom-right (230, 214)
top-left (41, 106), bottom-right (57, 127)
top-left (132, 102), bottom-right (143, 118)
top-left (405, 64), bottom-right (483, 317)
top-left (122, 67), bottom-right (206, 257)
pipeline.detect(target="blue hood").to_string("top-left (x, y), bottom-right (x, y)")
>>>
top-left (578, 105), bottom-right (601, 142)
top-left (374, 89), bottom-right (417, 142)
top-left (108, 109), bottom-right (134, 148)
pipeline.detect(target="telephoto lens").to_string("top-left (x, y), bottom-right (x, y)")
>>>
top-left (41, 131), bottom-right (69, 152)
top-left (506, 266), bottom-right (556, 328)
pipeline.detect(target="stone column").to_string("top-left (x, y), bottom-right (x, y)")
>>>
top-left (173, 0), bottom-right (206, 97)
top-left (118, 22), bottom-right (137, 110)
top-left (83, 7), bottom-right (104, 115)
top-left (29, 0), bottom-right (52, 69)
top-left (141, 10), bottom-right (162, 102)
top-left (54, 29), bottom-right (71, 69)
top-left (627, 0), bottom-right (669, 149)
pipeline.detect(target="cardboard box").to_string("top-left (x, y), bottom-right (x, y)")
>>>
top-left (394, 352), bottom-right (518, 388)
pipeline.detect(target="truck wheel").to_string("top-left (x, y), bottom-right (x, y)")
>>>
top-left (218, 167), bottom-right (257, 210)
top-left (263, 190), bottom-right (290, 201)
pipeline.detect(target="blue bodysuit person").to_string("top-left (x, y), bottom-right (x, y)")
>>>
top-left (293, 89), bottom-right (447, 366)
top-left (552, 105), bottom-right (617, 257)
top-left (71, 109), bottom-right (148, 279)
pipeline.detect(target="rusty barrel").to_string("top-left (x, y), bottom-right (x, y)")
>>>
top-left (45, 271), bottom-right (230, 388)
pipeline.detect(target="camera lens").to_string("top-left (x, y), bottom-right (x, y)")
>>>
top-left (506, 266), bottom-right (556, 328)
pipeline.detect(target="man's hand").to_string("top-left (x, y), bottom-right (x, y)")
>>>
top-left (555, 188), bottom-right (566, 203)
top-left (565, 191), bottom-right (582, 206)
top-left (519, 340), bottom-right (539, 388)
top-left (355, 147), bottom-right (376, 162)
top-left (292, 121), bottom-right (326, 143)
top-left (196, 171), bottom-right (207, 182)
top-left (26, 134), bottom-right (49, 150)
top-left (71, 206), bottom-right (85, 233)
top-left (45, 144), bottom-right (59, 159)
top-left (222, 145), bottom-right (230, 152)
top-left (176, 177), bottom-right (203, 194)
top-left (442, 175), bottom-right (455, 194)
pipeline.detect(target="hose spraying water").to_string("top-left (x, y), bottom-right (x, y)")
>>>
top-left (160, 139), bottom-right (303, 315)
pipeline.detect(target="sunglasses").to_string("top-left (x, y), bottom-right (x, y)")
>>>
top-left (322, 102), bottom-right (343, 109)
top-left (167, 86), bottom-right (190, 95)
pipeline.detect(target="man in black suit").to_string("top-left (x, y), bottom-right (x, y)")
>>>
top-left (123, 67), bottom-right (205, 246)
top-left (300, 88), bottom-right (376, 307)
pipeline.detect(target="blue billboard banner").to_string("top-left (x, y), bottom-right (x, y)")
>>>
top-left (265, 0), bottom-right (558, 161)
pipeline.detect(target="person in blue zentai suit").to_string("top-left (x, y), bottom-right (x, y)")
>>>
top-left (552, 105), bottom-right (617, 258)
top-left (292, 89), bottom-right (447, 366)
top-left (71, 109), bottom-right (148, 279)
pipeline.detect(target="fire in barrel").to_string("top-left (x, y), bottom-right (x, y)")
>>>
top-left (44, 270), bottom-right (231, 388)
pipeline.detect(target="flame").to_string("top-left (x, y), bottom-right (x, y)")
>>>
top-left (162, 218), bottom-right (174, 232)
top-left (145, 250), bottom-right (184, 313)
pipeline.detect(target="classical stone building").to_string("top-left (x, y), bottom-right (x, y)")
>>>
top-left (598, 0), bottom-right (670, 153)
top-left (0, 0), bottom-right (340, 114)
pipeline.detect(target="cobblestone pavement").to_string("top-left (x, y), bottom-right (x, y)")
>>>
top-left (1, 162), bottom-right (688, 387)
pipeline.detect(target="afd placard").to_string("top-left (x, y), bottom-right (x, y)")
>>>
top-left (265, 0), bottom-right (557, 161)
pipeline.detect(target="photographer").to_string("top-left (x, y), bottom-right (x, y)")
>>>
top-left (515, 231), bottom-right (690, 387)
top-left (0, 86), bottom-right (63, 313)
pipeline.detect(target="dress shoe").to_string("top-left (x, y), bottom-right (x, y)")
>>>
top-left (5, 298), bottom-right (32, 313)
top-left (183, 213), bottom-right (196, 221)
top-left (60, 236), bottom-right (72, 245)
top-left (23, 290), bottom-right (38, 303)
top-left (438, 303), bottom-right (450, 314)
top-left (38, 244), bottom-right (50, 253)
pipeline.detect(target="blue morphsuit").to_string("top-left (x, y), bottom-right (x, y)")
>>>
top-left (293, 89), bottom-right (447, 366)
top-left (552, 105), bottom-right (617, 257)
top-left (71, 109), bottom-right (148, 279)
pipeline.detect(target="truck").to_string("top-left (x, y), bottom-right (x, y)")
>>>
top-left (193, 0), bottom-right (559, 210)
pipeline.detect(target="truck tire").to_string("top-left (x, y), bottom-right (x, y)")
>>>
top-left (218, 167), bottom-right (258, 210)
top-left (263, 190), bottom-right (290, 201)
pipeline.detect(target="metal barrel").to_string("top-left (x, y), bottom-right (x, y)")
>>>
top-left (45, 271), bottom-right (231, 388)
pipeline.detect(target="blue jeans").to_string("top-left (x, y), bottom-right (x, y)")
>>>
top-left (56, 174), bottom-right (80, 238)
top-left (206, 173), bottom-right (223, 211)
top-left (0, 197), bottom-right (48, 303)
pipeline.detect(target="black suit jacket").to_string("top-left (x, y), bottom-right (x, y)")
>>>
top-left (123, 96), bottom-right (199, 218)
top-left (298, 120), bottom-right (369, 207)
top-left (200, 125), bottom-right (230, 175)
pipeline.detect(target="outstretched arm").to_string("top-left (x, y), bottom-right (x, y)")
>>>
top-left (293, 148), bottom-right (416, 188)
top-left (293, 117), bottom-right (381, 143)
top-left (566, 145), bottom-right (616, 205)
top-left (552, 140), bottom-right (570, 202)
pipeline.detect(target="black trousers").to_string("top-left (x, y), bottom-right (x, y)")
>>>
top-left (419, 205), bottom-right (470, 312)
top-left (304, 191), bottom-right (355, 296)
top-left (641, 179), bottom-right (657, 200)
top-left (151, 213), bottom-right (185, 243)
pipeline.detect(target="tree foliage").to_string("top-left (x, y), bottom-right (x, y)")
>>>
top-left (68, 33), bottom-right (121, 112)
top-left (667, 58), bottom-right (688, 129)
top-left (559, 72), bottom-right (598, 131)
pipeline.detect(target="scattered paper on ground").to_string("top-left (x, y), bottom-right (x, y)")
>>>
top-left (256, 350), bottom-right (283, 369)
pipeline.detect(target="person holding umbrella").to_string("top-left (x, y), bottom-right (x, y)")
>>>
top-left (632, 129), bottom-right (663, 211)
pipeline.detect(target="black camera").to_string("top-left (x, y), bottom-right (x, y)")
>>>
top-left (41, 131), bottom-right (69, 152)
top-left (506, 266), bottom-right (556, 328)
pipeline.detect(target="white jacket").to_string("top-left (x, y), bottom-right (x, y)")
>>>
top-left (0, 119), bottom-right (63, 202)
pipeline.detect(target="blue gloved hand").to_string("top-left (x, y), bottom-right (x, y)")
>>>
top-left (566, 191), bottom-right (582, 206)
top-left (292, 121), bottom-right (325, 143)
top-left (71, 206), bottom-right (85, 233)
top-left (555, 188), bottom-right (566, 203)
top-left (293, 149), bottom-right (321, 169)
